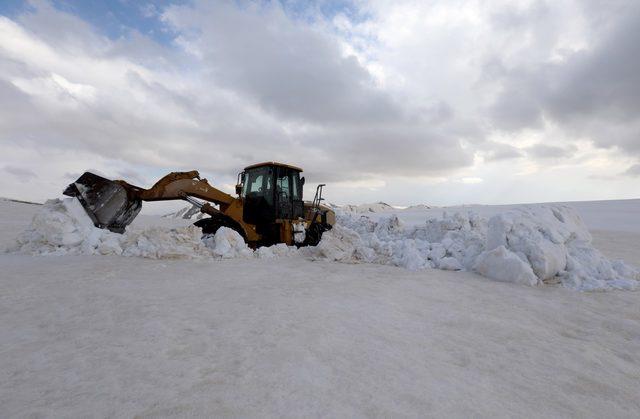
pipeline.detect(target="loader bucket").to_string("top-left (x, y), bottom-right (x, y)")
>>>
top-left (63, 172), bottom-right (142, 233)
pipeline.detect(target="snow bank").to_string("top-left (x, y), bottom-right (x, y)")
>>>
top-left (316, 205), bottom-right (639, 291)
top-left (340, 202), bottom-right (396, 214)
top-left (8, 199), bottom-right (296, 261)
top-left (480, 206), bottom-right (639, 290)
top-left (9, 198), bottom-right (639, 291)
top-left (162, 204), bottom-right (207, 220)
top-left (8, 199), bottom-right (216, 259)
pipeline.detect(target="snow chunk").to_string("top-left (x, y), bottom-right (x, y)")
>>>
top-left (255, 243), bottom-right (299, 259)
top-left (473, 246), bottom-right (539, 286)
top-left (309, 224), bottom-right (362, 263)
top-left (202, 227), bottom-right (253, 259)
top-left (438, 257), bottom-right (463, 271)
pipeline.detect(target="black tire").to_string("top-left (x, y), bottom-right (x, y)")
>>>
top-left (303, 222), bottom-right (328, 247)
top-left (193, 215), bottom-right (247, 242)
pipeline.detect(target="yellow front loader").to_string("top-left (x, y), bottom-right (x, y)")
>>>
top-left (63, 162), bottom-right (335, 247)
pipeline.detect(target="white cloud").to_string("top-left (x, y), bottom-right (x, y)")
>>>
top-left (0, 0), bottom-right (638, 206)
top-left (460, 177), bottom-right (484, 185)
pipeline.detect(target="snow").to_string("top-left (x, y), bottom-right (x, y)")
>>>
top-left (371, 198), bottom-right (640, 233)
top-left (7, 197), bottom-right (639, 292)
top-left (473, 245), bottom-right (538, 286)
top-left (339, 201), bottom-right (397, 213)
top-left (202, 227), bottom-right (254, 259)
top-left (1, 198), bottom-right (640, 416)
top-left (325, 205), bottom-right (639, 291)
top-left (162, 203), bottom-right (207, 220)
top-left (404, 203), bottom-right (431, 210)
top-left (8, 198), bottom-right (215, 259)
top-left (6, 198), bottom-right (296, 261)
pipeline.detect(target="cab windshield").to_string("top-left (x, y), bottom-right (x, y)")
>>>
top-left (242, 167), bottom-right (273, 200)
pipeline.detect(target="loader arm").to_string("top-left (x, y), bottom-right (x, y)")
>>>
top-left (64, 170), bottom-right (258, 241)
top-left (119, 170), bottom-right (235, 211)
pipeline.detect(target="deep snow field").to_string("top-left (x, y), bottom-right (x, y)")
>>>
top-left (1, 197), bottom-right (640, 417)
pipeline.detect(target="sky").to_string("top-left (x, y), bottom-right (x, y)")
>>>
top-left (0, 0), bottom-right (639, 209)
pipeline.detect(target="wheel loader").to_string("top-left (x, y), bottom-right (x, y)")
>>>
top-left (63, 162), bottom-right (335, 247)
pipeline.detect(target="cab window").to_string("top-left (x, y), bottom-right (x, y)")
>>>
top-left (242, 167), bottom-right (272, 197)
top-left (291, 172), bottom-right (301, 200)
top-left (276, 173), bottom-right (290, 199)
top-left (249, 175), bottom-right (263, 193)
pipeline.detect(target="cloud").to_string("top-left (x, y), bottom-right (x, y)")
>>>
top-left (623, 164), bottom-right (640, 177)
top-left (2, 165), bottom-right (37, 181)
top-left (482, 142), bottom-right (524, 161)
top-left (525, 143), bottom-right (577, 160)
top-left (460, 177), bottom-right (483, 184)
top-left (486, 1), bottom-right (640, 158)
top-left (0, 2), bottom-right (473, 181)
top-left (163, 1), bottom-right (402, 125)
top-left (0, 0), bottom-right (638, 205)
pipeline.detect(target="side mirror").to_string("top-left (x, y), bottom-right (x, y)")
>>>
top-left (235, 184), bottom-right (242, 195)
top-left (300, 176), bottom-right (305, 186)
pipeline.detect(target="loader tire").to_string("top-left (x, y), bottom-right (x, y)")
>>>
top-left (194, 215), bottom-right (247, 242)
top-left (303, 222), bottom-right (328, 247)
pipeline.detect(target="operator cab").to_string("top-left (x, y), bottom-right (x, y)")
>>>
top-left (238, 162), bottom-right (305, 225)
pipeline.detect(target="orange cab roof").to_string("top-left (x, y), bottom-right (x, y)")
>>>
top-left (243, 162), bottom-right (303, 172)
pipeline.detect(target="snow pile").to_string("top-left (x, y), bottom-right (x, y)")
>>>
top-left (9, 199), bottom-right (215, 259)
top-left (477, 206), bottom-right (639, 290)
top-left (9, 198), bottom-right (300, 261)
top-left (162, 204), bottom-right (207, 220)
top-left (312, 212), bottom-right (485, 271)
top-left (404, 204), bottom-right (432, 211)
top-left (312, 205), bottom-right (639, 291)
top-left (9, 198), bottom-right (638, 291)
top-left (340, 202), bottom-right (396, 214)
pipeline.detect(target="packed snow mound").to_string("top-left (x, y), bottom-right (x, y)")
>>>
top-left (404, 204), bottom-right (432, 211)
top-left (340, 202), bottom-right (396, 214)
top-left (310, 205), bottom-right (639, 291)
top-left (9, 199), bottom-right (215, 259)
top-left (8, 199), bottom-right (298, 260)
top-left (162, 204), bottom-right (207, 220)
top-left (482, 206), bottom-right (639, 290)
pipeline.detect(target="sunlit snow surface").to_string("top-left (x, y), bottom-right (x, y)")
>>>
top-left (1, 197), bottom-right (640, 417)
top-left (8, 198), bottom-right (639, 291)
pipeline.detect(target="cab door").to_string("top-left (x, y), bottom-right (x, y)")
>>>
top-left (275, 167), bottom-right (293, 219)
top-left (291, 171), bottom-right (304, 219)
top-left (242, 166), bottom-right (276, 224)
